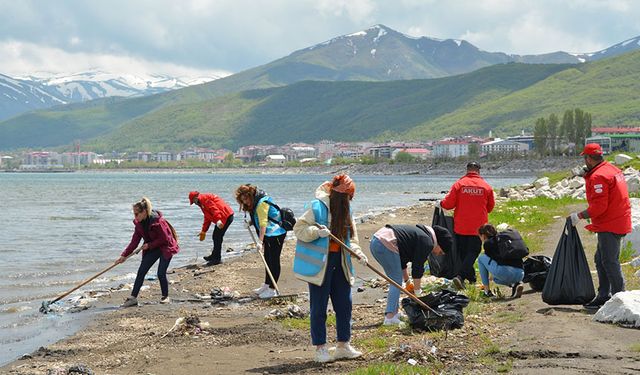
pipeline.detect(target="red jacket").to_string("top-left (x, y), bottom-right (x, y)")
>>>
top-left (584, 161), bottom-right (632, 234)
top-left (122, 210), bottom-right (180, 260)
top-left (441, 172), bottom-right (495, 236)
top-left (198, 193), bottom-right (234, 233)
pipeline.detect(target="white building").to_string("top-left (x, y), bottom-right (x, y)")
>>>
top-left (266, 154), bottom-right (286, 165)
top-left (481, 139), bottom-right (529, 154)
top-left (433, 141), bottom-right (469, 158)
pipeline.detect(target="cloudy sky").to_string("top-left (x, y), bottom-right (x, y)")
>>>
top-left (1, 0), bottom-right (639, 78)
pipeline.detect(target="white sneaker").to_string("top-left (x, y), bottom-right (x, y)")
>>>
top-left (333, 343), bottom-right (362, 360)
top-left (120, 296), bottom-right (138, 308)
top-left (383, 314), bottom-right (402, 325)
top-left (253, 283), bottom-right (269, 295)
top-left (315, 346), bottom-right (332, 363)
top-left (258, 287), bottom-right (278, 299)
top-left (160, 296), bottom-right (171, 304)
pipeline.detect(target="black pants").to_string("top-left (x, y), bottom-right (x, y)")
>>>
top-left (210, 214), bottom-right (234, 263)
top-left (595, 232), bottom-right (625, 298)
top-left (132, 248), bottom-right (172, 298)
top-left (456, 234), bottom-right (482, 283)
top-left (263, 233), bottom-right (286, 288)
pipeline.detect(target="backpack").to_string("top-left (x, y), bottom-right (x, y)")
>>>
top-left (265, 201), bottom-right (297, 231)
top-left (495, 229), bottom-right (529, 260)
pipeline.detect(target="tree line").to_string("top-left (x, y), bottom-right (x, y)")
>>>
top-left (533, 108), bottom-right (592, 156)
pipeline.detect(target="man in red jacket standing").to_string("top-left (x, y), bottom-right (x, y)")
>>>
top-left (190, 191), bottom-right (235, 265)
top-left (569, 143), bottom-right (632, 310)
top-left (440, 162), bottom-right (495, 290)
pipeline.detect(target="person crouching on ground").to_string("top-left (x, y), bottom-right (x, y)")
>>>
top-left (293, 174), bottom-right (368, 363)
top-left (116, 197), bottom-right (180, 307)
top-left (235, 184), bottom-right (287, 299)
top-left (189, 191), bottom-right (234, 266)
top-left (369, 224), bottom-right (453, 325)
top-left (477, 224), bottom-right (524, 298)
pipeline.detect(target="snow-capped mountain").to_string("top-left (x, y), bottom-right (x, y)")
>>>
top-left (0, 71), bottom-right (221, 121)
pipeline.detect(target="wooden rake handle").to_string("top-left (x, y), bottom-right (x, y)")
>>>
top-left (313, 224), bottom-right (440, 316)
top-left (245, 220), bottom-right (280, 294)
top-left (50, 246), bottom-right (143, 304)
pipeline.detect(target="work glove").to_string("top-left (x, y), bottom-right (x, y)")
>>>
top-left (244, 221), bottom-right (252, 229)
top-left (568, 212), bottom-right (581, 227)
top-left (414, 288), bottom-right (423, 297)
top-left (317, 225), bottom-right (331, 238)
top-left (404, 281), bottom-right (415, 294)
top-left (355, 251), bottom-right (368, 266)
top-left (216, 220), bottom-right (223, 229)
top-left (256, 243), bottom-right (263, 253)
top-left (199, 231), bottom-right (206, 241)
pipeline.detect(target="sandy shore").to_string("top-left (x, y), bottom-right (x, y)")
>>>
top-left (3, 201), bottom-right (639, 374)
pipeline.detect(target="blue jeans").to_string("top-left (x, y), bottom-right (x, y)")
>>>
top-left (370, 237), bottom-right (403, 315)
top-left (477, 254), bottom-right (524, 287)
top-left (309, 251), bottom-right (352, 346)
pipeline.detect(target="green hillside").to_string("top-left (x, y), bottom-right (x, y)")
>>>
top-left (83, 63), bottom-right (570, 151)
top-left (404, 50), bottom-right (640, 139)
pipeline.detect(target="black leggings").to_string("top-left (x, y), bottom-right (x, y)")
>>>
top-left (263, 234), bottom-right (286, 288)
top-left (132, 248), bottom-right (172, 298)
top-left (210, 214), bottom-right (234, 262)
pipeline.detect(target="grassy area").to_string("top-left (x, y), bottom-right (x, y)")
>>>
top-left (489, 196), bottom-right (583, 253)
top-left (630, 343), bottom-right (640, 353)
top-left (541, 170), bottom-right (572, 186)
top-left (349, 362), bottom-right (438, 375)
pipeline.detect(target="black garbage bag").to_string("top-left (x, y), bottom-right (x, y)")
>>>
top-left (542, 219), bottom-right (595, 305)
top-left (428, 207), bottom-right (458, 279)
top-left (522, 255), bottom-right (552, 291)
top-left (401, 289), bottom-right (470, 331)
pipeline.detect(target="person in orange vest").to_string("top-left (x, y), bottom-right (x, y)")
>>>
top-left (568, 143), bottom-right (632, 310)
top-left (189, 191), bottom-right (234, 265)
top-left (440, 162), bottom-right (495, 290)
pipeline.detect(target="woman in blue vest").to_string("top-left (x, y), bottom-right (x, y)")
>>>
top-left (369, 224), bottom-right (453, 325)
top-left (293, 174), bottom-right (368, 363)
top-left (235, 184), bottom-right (287, 299)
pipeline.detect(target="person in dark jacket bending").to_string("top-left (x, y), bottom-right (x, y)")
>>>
top-left (477, 224), bottom-right (524, 298)
top-left (116, 197), bottom-right (180, 307)
top-left (369, 224), bottom-right (453, 325)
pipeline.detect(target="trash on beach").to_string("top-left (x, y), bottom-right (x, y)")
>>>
top-left (407, 358), bottom-right (418, 366)
top-left (366, 278), bottom-right (385, 288)
top-left (210, 287), bottom-right (241, 305)
top-left (162, 315), bottom-right (211, 338)
top-left (266, 304), bottom-right (308, 320)
top-left (593, 290), bottom-right (640, 328)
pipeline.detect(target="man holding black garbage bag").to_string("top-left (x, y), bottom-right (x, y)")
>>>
top-left (568, 143), bottom-right (632, 310)
top-left (440, 161), bottom-right (495, 290)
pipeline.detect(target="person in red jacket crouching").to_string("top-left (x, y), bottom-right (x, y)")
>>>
top-left (440, 162), bottom-right (495, 290)
top-left (189, 191), bottom-right (235, 265)
top-left (568, 143), bottom-right (632, 310)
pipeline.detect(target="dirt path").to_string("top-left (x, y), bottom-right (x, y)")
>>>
top-left (3, 202), bottom-right (639, 374)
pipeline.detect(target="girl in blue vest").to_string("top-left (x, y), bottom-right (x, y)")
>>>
top-left (293, 174), bottom-right (368, 363)
top-left (235, 184), bottom-right (287, 299)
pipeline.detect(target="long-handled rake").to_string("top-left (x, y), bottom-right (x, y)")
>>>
top-left (39, 246), bottom-right (143, 313)
top-left (317, 224), bottom-right (440, 317)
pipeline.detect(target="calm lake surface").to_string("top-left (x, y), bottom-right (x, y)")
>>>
top-left (0, 171), bottom-right (534, 364)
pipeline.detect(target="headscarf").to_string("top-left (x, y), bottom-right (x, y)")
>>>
top-left (325, 174), bottom-right (355, 199)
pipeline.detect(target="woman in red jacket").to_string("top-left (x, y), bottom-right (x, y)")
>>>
top-left (189, 191), bottom-right (235, 265)
top-left (116, 197), bottom-right (180, 307)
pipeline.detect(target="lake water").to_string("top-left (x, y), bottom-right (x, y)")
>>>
top-left (0, 171), bottom-right (534, 364)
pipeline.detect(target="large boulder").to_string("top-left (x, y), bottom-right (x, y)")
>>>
top-left (615, 154), bottom-right (633, 165)
top-left (593, 290), bottom-right (640, 328)
top-left (533, 177), bottom-right (549, 189)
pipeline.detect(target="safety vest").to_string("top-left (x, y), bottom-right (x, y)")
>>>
top-left (293, 199), bottom-right (354, 277)
top-left (252, 196), bottom-right (286, 237)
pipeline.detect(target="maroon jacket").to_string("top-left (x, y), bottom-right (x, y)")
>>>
top-left (121, 210), bottom-right (180, 260)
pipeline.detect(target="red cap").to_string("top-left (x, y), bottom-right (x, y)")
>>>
top-left (189, 191), bottom-right (199, 205)
top-left (580, 143), bottom-right (603, 156)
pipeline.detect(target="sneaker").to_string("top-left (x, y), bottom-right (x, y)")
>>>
top-left (333, 343), bottom-right (362, 360)
top-left (160, 296), bottom-right (171, 304)
top-left (452, 276), bottom-right (465, 291)
top-left (482, 290), bottom-right (495, 298)
top-left (583, 296), bottom-right (610, 310)
top-left (315, 346), bottom-right (332, 363)
top-left (258, 287), bottom-right (278, 299)
top-left (511, 283), bottom-right (524, 299)
top-left (253, 283), bottom-right (269, 295)
top-left (383, 314), bottom-right (402, 325)
top-left (120, 296), bottom-right (138, 308)
top-left (203, 255), bottom-right (213, 262)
